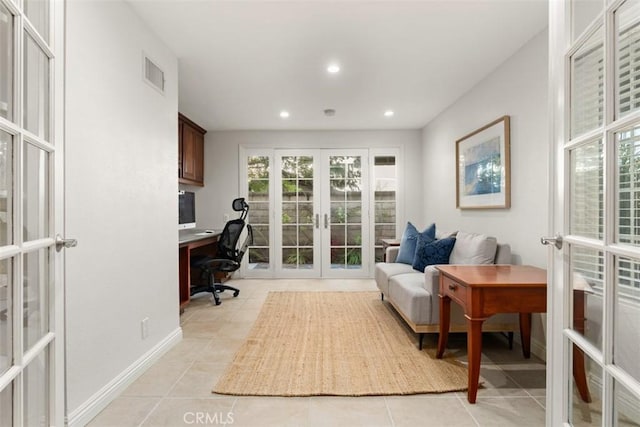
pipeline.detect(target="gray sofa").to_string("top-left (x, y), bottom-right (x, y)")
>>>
top-left (375, 231), bottom-right (519, 349)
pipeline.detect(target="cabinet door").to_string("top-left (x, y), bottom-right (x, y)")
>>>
top-left (181, 124), bottom-right (197, 181)
top-left (178, 114), bottom-right (206, 186)
top-left (194, 132), bottom-right (204, 183)
top-left (178, 121), bottom-right (183, 178)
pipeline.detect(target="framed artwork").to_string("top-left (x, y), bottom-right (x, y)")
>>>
top-left (456, 116), bottom-right (510, 209)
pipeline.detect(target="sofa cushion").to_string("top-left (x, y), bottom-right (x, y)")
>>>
top-left (412, 235), bottom-right (456, 272)
top-left (375, 262), bottom-right (415, 295)
top-left (388, 273), bottom-right (433, 324)
top-left (449, 231), bottom-right (497, 265)
top-left (396, 222), bottom-right (436, 265)
top-left (436, 229), bottom-right (458, 239)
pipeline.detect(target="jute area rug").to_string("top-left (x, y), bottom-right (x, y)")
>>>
top-left (213, 291), bottom-right (467, 396)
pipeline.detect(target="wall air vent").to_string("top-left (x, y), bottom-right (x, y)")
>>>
top-left (143, 54), bottom-right (165, 95)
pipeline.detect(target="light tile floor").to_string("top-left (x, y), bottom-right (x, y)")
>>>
top-left (89, 279), bottom-right (552, 427)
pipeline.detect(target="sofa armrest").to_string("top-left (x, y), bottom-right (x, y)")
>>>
top-left (386, 246), bottom-right (400, 263)
top-left (494, 243), bottom-right (512, 264)
top-left (423, 265), bottom-right (441, 296)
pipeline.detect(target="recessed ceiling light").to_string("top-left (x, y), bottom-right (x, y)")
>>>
top-left (327, 64), bottom-right (340, 74)
top-left (384, 110), bottom-right (395, 117)
top-left (280, 111), bottom-right (290, 118)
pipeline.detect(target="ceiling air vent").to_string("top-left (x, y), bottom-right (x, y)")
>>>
top-left (143, 54), bottom-right (165, 94)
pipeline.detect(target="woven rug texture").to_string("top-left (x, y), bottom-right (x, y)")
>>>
top-left (213, 291), bottom-right (468, 396)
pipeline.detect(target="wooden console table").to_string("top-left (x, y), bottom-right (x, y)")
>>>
top-left (178, 230), bottom-right (221, 311)
top-left (380, 238), bottom-right (401, 262)
top-left (435, 264), bottom-right (590, 404)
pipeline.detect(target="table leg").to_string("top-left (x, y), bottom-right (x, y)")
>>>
top-left (573, 290), bottom-right (592, 402)
top-left (466, 317), bottom-right (484, 403)
top-left (519, 312), bottom-right (532, 359)
top-left (436, 295), bottom-right (451, 359)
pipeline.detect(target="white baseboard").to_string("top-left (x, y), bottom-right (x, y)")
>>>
top-left (67, 327), bottom-right (182, 427)
top-left (530, 336), bottom-right (546, 362)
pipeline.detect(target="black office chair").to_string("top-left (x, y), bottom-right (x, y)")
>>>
top-left (190, 198), bottom-right (253, 305)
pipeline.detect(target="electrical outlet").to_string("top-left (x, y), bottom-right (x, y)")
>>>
top-left (141, 317), bottom-right (149, 339)
top-left (223, 213), bottom-right (230, 223)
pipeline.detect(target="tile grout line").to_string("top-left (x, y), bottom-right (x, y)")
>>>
top-left (383, 396), bottom-right (396, 427)
top-left (500, 363), bottom-right (547, 409)
top-left (456, 393), bottom-right (481, 427)
top-left (136, 304), bottom-right (217, 427)
top-left (136, 398), bottom-right (164, 427)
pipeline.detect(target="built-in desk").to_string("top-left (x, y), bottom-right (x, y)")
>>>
top-left (178, 229), bottom-right (221, 310)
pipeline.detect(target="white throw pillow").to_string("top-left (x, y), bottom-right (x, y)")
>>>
top-left (449, 231), bottom-right (498, 265)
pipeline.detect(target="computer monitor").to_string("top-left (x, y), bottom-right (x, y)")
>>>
top-left (178, 191), bottom-right (196, 230)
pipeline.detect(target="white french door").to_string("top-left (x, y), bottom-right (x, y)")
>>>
top-left (0, 0), bottom-right (64, 425)
top-left (243, 148), bottom-right (396, 279)
top-left (320, 150), bottom-right (369, 278)
top-left (270, 149), bottom-right (370, 278)
top-left (548, 1), bottom-right (640, 425)
top-left (274, 150), bottom-right (321, 277)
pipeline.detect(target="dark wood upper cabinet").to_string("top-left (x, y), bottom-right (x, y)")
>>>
top-left (178, 113), bottom-right (206, 186)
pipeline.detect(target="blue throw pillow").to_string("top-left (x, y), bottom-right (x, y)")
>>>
top-left (412, 236), bottom-right (456, 272)
top-left (396, 222), bottom-right (436, 265)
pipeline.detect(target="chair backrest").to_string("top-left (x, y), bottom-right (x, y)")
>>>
top-left (217, 218), bottom-right (245, 260)
top-left (217, 198), bottom-right (253, 266)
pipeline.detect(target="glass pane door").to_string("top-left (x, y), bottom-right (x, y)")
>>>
top-left (0, 0), bottom-right (61, 425)
top-left (322, 150), bottom-right (369, 277)
top-left (275, 151), bottom-right (321, 277)
top-left (549, 1), bottom-right (640, 424)
top-left (269, 149), bottom-right (371, 278)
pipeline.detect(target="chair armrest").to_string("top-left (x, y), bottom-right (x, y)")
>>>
top-left (422, 265), bottom-right (441, 296)
top-left (201, 258), bottom-right (240, 271)
top-left (386, 246), bottom-right (400, 263)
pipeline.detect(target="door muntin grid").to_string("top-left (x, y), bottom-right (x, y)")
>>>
top-left (562, 1), bottom-right (640, 424)
top-left (0, 0), bottom-right (57, 425)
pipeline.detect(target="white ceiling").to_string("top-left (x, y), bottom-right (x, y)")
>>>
top-left (128, 0), bottom-right (548, 131)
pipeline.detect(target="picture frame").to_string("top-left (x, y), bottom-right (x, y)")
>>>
top-left (456, 116), bottom-right (510, 209)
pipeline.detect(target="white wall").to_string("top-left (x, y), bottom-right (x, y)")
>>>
top-left (421, 30), bottom-right (548, 355)
top-left (187, 130), bottom-right (423, 231)
top-left (421, 30), bottom-right (548, 269)
top-left (65, 0), bottom-right (179, 419)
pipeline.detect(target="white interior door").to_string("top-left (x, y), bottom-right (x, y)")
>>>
top-left (0, 0), bottom-right (65, 425)
top-left (548, 1), bottom-right (640, 425)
